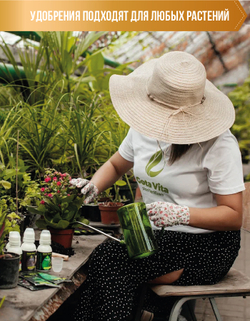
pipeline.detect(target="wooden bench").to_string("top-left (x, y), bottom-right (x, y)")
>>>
top-left (149, 267), bottom-right (250, 321)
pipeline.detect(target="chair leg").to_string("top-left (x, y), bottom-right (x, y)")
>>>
top-left (209, 298), bottom-right (223, 321)
top-left (186, 300), bottom-right (198, 321)
top-left (169, 297), bottom-right (193, 321)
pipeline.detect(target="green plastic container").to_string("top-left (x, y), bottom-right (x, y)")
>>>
top-left (117, 202), bottom-right (158, 259)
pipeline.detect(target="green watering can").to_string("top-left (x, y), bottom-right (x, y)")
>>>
top-left (76, 202), bottom-right (158, 260)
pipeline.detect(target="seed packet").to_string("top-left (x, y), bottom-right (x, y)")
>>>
top-left (18, 278), bottom-right (48, 291)
top-left (19, 272), bottom-right (59, 288)
top-left (38, 272), bottom-right (72, 285)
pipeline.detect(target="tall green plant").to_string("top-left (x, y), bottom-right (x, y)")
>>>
top-left (0, 32), bottom-right (134, 178)
top-left (101, 111), bottom-right (129, 157)
top-left (37, 31), bottom-right (108, 94)
top-left (1, 32), bottom-right (110, 101)
top-left (62, 95), bottom-right (110, 177)
top-left (13, 102), bottom-right (64, 174)
top-left (0, 107), bottom-right (21, 165)
top-left (229, 75), bottom-right (250, 162)
top-left (0, 200), bottom-right (20, 255)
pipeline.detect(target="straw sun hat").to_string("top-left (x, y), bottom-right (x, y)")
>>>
top-left (109, 51), bottom-right (235, 144)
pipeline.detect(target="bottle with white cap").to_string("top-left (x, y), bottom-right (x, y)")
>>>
top-left (21, 228), bottom-right (37, 272)
top-left (6, 231), bottom-right (21, 251)
top-left (36, 230), bottom-right (52, 271)
top-left (6, 231), bottom-right (22, 271)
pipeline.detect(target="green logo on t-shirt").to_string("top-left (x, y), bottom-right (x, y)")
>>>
top-left (145, 150), bottom-right (165, 177)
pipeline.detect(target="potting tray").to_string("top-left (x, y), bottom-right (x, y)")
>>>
top-left (0, 232), bottom-right (107, 321)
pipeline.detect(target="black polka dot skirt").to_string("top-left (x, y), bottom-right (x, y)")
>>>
top-left (73, 230), bottom-right (241, 321)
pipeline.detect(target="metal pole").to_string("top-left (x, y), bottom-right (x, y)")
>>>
top-left (75, 221), bottom-right (121, 243)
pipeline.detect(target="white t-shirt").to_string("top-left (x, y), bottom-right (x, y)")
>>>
top-left (119, 128), bottom-right (245, 234)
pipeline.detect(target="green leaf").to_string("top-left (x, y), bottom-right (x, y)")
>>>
top-left (115, 180), bottom-right (127, 187)
top-left (73, 31), bottom-right (107, 64)
top-left (71, 75), bottom-right (96, 83)
top-left (62, 50), bottom-right (73, 76)
top-left (89, 52), bottom-right (104, 73)
top-left (27, 205), bottom-right (46, 215)
top-left (48, 219), bottom-right (69, 229)
top-left (71, 216), bottom-right (89, 228)
top-left (0, 180), bottom-right (11, 189)
top-left (35, 219), bottom-right (48, 229)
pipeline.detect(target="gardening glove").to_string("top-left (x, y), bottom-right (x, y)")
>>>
top-left (70, 178), bottom-right (99, 204)
top-left (146, 201), bottom-right (190, 228)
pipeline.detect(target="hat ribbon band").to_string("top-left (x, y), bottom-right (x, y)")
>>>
top-left (160, 96), bottom-right (206, 141)
top-left (147, 93), bottom-right (206, 110)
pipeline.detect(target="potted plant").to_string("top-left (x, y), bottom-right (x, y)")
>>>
top-left (81, 188), bottom-right (114, 222)
top-left (109, 173), bottom-right (137, 205)
top-left (119, 173), bottom-right (137, 204)
top-left (98, 180), bottom-right (126, 225)
top-left (0, 158), bottom-right (41, 232)
top-left (0, 199), bottom-right (21, 289)
top-left (28, 169), bottom-right (88, 248)
top-left (81, 199), bottom-right (101, 222)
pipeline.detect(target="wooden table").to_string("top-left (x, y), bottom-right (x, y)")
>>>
top-left (0, 234), bottom-right (107, 321)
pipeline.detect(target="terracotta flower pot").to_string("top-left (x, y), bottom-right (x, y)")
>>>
top-left (98, 202), bottom-right (124, 225)
top-left (49, 228), bottom-right (74, 248)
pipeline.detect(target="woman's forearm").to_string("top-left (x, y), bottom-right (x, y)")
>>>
top-left (90, 160), bottom-right (123, 193)
top-left (189, 205), bottom-right (242, 231)
top-left (90, 151), bottom-right (134, 194)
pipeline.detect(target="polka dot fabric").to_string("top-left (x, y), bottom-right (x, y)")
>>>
top-left (73, 230), bottom-right (240, 321)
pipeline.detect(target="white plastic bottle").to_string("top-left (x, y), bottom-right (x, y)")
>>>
top-left (21, 228), bottom-right (37, 272)
top-left (36, 230), bottom-right (52, 271)
top-left (7, 231), bottom-right (22, 271)
top-left (6, 231), bottom-right (21, 251)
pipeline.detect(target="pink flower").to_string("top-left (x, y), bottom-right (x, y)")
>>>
top-left (48, 193), bottom-right (53, 198)
top-left (67, 194), bottom-right (70, 196)
top-left (62, 173), bottom-right (67, 177)
top-left (44, 193), bottom-right (47, 196)
top-left (57, 181), bottom-right (61, 186)
top-left (58, 204), bottom-right (61, 207)
top-left (40, 187), bottom-right (45, 192)
top-left (57, 190), bottom-right (60, 193)
top-left (45, 177), bottom-right (51, 182)
top-left (53, 177), bottom-right (57, 181)
top-left (40, 200), bottom-right (45, 204)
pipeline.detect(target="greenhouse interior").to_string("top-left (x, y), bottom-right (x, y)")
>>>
top-left (1, 7), bottom-right (250, 321)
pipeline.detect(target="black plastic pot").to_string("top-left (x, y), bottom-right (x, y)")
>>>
top-left (81, 204), bottom-right (101, 222)
top-left (111, 182), bottom-right (138, 204)
top-left (0, 253), bottom-right (20, 289)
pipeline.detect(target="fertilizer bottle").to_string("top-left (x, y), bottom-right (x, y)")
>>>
top-left (6, 231), bottom-right (21, 251)
top-left (21, 228), bottom-right (37, 272)
top-left (7, 231), bottom-right (22, 271)
top-left (36, 230), bottom-right (52, 271)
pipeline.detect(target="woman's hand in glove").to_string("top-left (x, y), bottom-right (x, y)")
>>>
top-left (70, 178), bottom-right (99, 204)
top-left (146, 201), bottom-right (190, 227)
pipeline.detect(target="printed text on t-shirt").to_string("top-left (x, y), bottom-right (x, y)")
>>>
top-left (136, 176), bottom-right (169, 197)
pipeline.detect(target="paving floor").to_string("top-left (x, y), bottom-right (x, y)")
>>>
top-left (194, 228), bottom-right (250, 321)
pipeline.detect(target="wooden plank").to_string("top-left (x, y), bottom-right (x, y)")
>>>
top-left (151, 268), bottom-right (250, 297)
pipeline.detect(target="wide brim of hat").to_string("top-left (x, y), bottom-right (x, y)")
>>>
top-left (109, 58), bottom-right (235, 144)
